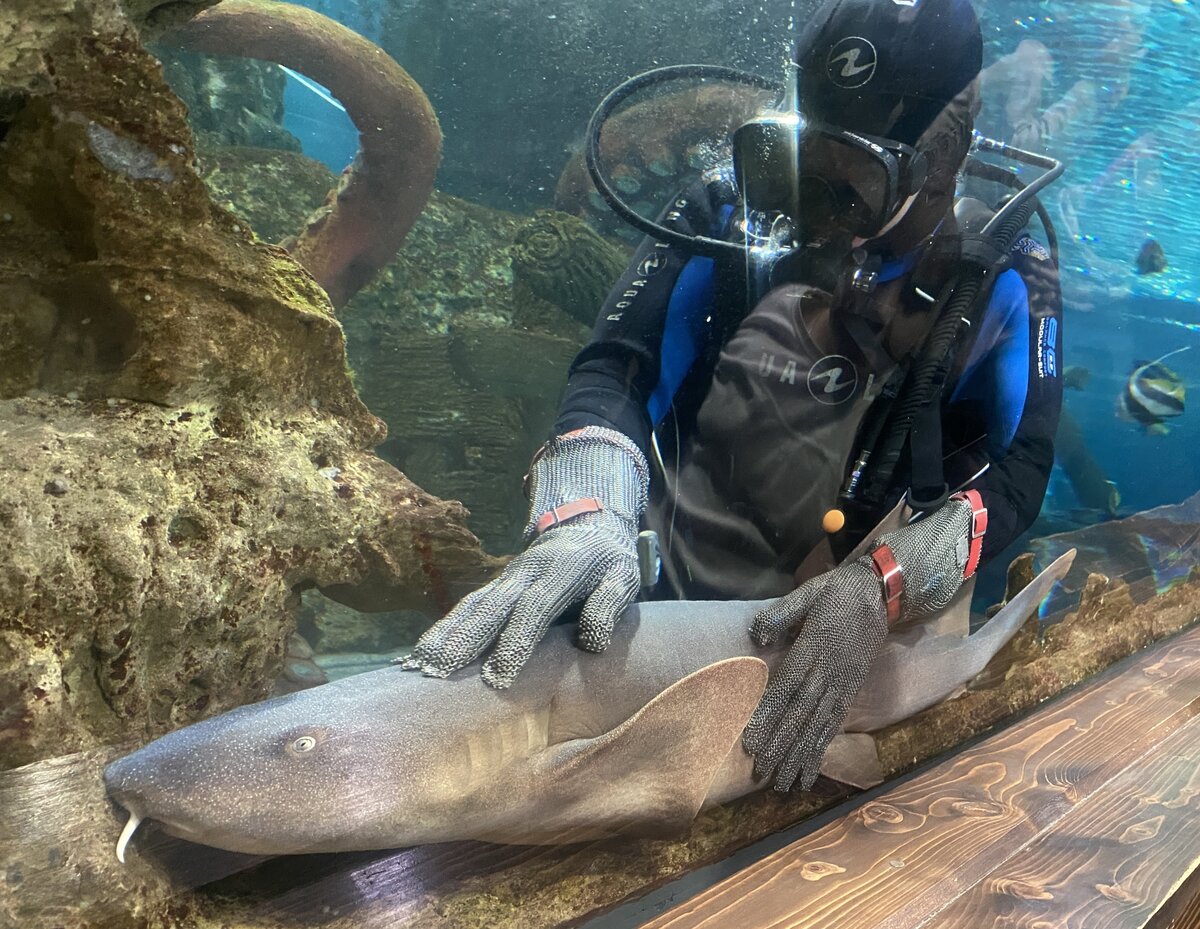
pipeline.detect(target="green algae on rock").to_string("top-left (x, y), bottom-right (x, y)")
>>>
top-left (197, 143), bottom-right (334, 244)
top-left (164, 0), bottom-right (442, 309)
top-left (173, 134), bottom-right (589, 550)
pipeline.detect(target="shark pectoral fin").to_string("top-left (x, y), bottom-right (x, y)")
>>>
top-left (968, 548), bottom-right (1077, 660)
top-left (964, 547), bottom-right (1078, 689)
top-left (522, 657), bottom-right (769, 843)
top-left (819, 733), bottom-right (885, 789)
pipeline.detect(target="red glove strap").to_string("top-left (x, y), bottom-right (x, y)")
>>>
top-left (951, 489), bottom-right (988, 579)
top-left (534, 497), bottom-right (604, 535)
top-left (868, 544), bottom-right (904, 627)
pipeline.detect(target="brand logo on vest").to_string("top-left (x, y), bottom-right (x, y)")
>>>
top-left (827, 37), bottom-right (878, 89)
top-left (638, 249), bottom-right (667, 278)
top-left (807, 355), bottom-right (859, 404)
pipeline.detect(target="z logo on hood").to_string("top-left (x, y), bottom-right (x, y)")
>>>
top-left (827, 37), bottom-right (878, 89)
top-left (808, 355), bottom-right (859, 405)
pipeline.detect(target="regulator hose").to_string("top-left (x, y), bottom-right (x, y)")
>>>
top-left (855, 192), bottom-right (1043, 508)
top-left (584, 64), bottom-right (781, 259)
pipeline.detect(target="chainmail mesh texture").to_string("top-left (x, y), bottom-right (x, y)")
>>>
top-left (522, 426), bottom-right (649, 540)
top-left (742, 496), bottom-right (975, 791)
top-left (402, 427), bottom-right (649, 688)
top-left (874, 495), bottom-right (973, 619)
top-left (742, 561), bottom-right (888, 791)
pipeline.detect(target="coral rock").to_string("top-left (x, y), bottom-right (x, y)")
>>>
top-left (165, 0), bottom-right (442, 308)
top-left (510, 209), bottom-right (629, 327)
top-left (0, 0), bottom-right (498, 770)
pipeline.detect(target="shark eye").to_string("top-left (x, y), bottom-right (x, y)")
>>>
top-left (292, 736), bottom-right (317, 753)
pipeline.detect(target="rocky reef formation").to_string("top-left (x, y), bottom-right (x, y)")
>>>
top-left (156, 49), bottom-right (608, 550)
top-left (157, 48), bottom-right (300, 152)
top-left (185, 129), bottom-right (599, 551)
top-left (510, 209), bottom-right (628, 327)
top-left (196, 143), bottom-right (333, 243)
top-left (0, 0), bottom-right (500, 770)
top-left (340, 195), bottom-right (591, 551)
top-left (178, 129), bottom-right (594, 551)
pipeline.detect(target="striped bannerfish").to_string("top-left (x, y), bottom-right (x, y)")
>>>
top-left (1119, 347), bottom-right (1188, 435)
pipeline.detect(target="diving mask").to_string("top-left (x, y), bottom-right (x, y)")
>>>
top-left (732, 114), bottom-right (928, 244)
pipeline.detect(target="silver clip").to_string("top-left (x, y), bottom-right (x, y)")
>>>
top-left (851, 266), bottom-right (879, 293)
top-left (637, 530), bottom-right (661, 589)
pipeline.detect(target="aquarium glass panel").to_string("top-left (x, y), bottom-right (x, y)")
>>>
top-left (4, 0), bottom-right (1200, 925)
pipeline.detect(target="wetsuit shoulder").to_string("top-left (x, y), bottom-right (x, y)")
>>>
top-left (944, 232), bottom-right (1063, 565)
top-left (553, 176), bottom-right (737, 452)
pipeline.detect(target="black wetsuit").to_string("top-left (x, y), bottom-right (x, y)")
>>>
top-left (554, 177), bottom-right (1064, 599)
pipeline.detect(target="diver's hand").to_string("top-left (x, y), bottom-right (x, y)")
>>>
top-left (400, 427), bottom-right (649, 689)
top-left (740, 560), bottom-right (888, 792)
top-left (742, 494), bottom-right (980, 791)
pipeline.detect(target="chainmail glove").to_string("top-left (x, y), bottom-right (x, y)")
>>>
top-left (741, 495), bottom-right (976, 791)
top-left (400, 426), bottom-right (649, 689)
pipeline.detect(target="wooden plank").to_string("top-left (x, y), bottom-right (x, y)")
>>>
top-left (1149, 866), bottom-right (1200, 929)
top-left (641, 625), bottom-right (1200, 929)
top-left (925, 714), bottom-right (1200, 929)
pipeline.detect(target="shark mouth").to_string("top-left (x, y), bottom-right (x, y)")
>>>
top-left (115, 808), bottom-right (143, 863)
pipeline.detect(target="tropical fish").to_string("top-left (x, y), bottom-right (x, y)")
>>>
top-left (1119, 347), bottom-right (1188, 435)
top-left (1135, 238), bottom-right (1168, 275)
top-left (104, 551), bottom-right (1073, 859)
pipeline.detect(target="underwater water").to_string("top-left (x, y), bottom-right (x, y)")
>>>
top-left (4, 0), bottom-right (1200, 926)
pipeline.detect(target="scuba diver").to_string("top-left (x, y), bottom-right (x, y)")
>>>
top-left (404, 0), bottom-right (1065, 793)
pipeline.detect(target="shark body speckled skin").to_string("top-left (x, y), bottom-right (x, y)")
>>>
top-left (104, 550), bottom-right (1073, 857)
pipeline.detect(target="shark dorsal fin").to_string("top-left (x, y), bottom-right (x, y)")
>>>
top-left (505, 657), bottom-right (768, 844)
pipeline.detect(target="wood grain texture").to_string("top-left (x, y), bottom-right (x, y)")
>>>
top-left (643, 625), bottom-right (1200, 929)
top-left (927, 715), bottom-right (1200, 929)
top-left (1150, 865), bottom-right (1200, 929)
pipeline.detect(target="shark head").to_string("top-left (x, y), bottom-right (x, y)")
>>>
top-left (103, 667), bottom-right (500, 857)
top-left (103, 655), bottom-right (771, 858)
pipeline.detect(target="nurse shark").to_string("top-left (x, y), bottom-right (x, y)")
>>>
top-left (104, 550), bottom-right (1073, 860)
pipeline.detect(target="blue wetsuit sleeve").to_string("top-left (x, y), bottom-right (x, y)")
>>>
top-left (948, 235), bottom-right (1063, 566)
top-left (553, 179), bottom-right (725, 454)
top-left (949, 269), bottom-right (1030, 454)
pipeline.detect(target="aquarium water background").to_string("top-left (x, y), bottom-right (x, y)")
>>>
top-left (251, 0), bottom-right (1200, 587)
